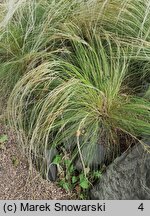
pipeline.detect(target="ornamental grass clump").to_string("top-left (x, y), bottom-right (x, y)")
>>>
top-left (0, 0), bottom-right (149, 192)
top-left (7, 36), bottom-right (150, 176)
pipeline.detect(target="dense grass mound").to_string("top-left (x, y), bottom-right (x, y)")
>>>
top-left (0, 0), bottom-right (150, 194)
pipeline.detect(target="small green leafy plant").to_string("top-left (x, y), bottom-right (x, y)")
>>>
top-left (11, 155), bottom-right (19, 167)
top-left (52, 154), bottom-right (102, 199)
top-left (0, 134), bottom-right (8, 150)
top-left (0, 134), bottom-right (8, 143)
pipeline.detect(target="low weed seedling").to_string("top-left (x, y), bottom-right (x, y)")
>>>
top-left (0, 134), bottom-right (8, 150)
top-left (52, 154), bottom-right (102, 199)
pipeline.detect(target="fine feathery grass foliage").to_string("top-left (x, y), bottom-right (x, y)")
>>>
top-left (1, 0), bottom-right (150, 99)
top-left (7, 36), bottom-right (150, 175)
top-left (0, 0), bottom-right (149, 188)
top-left (0, 0), bottom-right (80, 99)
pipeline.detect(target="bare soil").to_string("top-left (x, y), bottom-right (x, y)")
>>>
top-left (0, 124), bottom-right (74, 200)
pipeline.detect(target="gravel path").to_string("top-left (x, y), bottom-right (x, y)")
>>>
top-left (0, 124), bottom-right (74, 200)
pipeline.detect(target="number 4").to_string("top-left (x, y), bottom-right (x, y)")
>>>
top-left (138, 203), bottom-right (144, 211)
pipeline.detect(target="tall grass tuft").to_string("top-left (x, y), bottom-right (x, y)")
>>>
top-left (7, 36), bottom-right (150, 174)
top-left (0, 0), bottom-right (149, 188)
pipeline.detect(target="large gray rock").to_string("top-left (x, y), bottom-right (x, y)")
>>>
top-left (75, 143), bottom-right (108, 171)
top-left (45, 148), bottom-right (58, 182)
top-left (31, 148), bottom-right (58, 182)
top-left (90, 144), bottom-right (150, 200)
